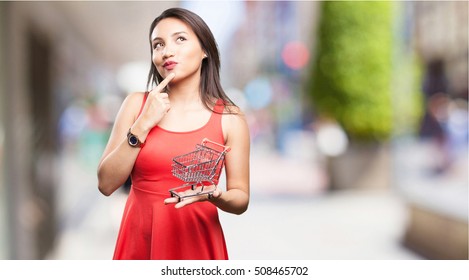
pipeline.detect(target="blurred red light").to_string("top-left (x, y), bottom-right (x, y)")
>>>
top-left (281, 41), bottom-right (310, 70)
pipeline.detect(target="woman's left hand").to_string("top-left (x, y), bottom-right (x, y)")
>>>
top-left (164, 186), bottom-right (222, 208)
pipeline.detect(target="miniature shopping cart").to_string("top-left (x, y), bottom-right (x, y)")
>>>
top-left (169, 138), bottom-right (230, 201)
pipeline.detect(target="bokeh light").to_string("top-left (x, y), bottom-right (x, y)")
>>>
top-left (316, 122), bottom-right (349, 157)
top-left (244, 77), bottom-right (273, 110)
top-left (281, 41), bottom-right (310, 70)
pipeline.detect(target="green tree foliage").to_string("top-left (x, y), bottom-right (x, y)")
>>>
top-left (310, 1), bottom-right (395, 141)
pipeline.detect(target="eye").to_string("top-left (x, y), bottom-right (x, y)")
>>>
top-left (153, 42), bottom-right (164, 50)
top-left (176, 36), bottom-right (186, 42)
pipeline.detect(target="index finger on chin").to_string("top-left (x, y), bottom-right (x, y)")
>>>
top-left (156, 73), bottom-right (176, 91)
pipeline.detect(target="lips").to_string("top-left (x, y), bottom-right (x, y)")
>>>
top-left (163, 61), bottom-right (177, 70)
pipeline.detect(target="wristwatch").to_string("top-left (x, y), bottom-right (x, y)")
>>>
top-left (127, 128), bottom-right (145, 148)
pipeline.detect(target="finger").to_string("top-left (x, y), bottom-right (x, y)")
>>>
top-left (159, 92), bottom-right (169, 99)
top-left (157, 93), bottom-right (170, 106)
top-left (212, 189), bottom-right (222, 199)
top-left (155, 73), bottom-right (176, 92)
top-left (165, 188), bottom-right (199, 205)
top-left (164, 197), bottom-right (180, 204)
top-left (175, 196), bottom-right (200, 209)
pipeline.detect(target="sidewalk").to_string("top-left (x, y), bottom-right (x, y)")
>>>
top-left (50, 189), bottom-right (421, 260)
top-left (47, 151), bottom-right (421, 260)
top-left (222, 190), bottom-right (421, 260)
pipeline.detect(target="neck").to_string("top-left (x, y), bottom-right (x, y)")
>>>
top-left (167, 74), bottom-right (202, 106)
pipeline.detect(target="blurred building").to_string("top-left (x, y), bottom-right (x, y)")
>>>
top-left (224, 1), bottom-right (319, 154)
top-left (414, 1), bottom-right (468, 99)
top-left (399, 1), bottom-right (468, 259)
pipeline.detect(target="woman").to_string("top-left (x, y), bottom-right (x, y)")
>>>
top-left (97, 8), bottom-right (250, 260)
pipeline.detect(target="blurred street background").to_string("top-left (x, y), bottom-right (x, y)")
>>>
top-left (0, 1), bottom-right (467, 260)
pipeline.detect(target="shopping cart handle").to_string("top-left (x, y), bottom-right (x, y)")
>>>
top-left (202, 138), bottom-right (231, 153)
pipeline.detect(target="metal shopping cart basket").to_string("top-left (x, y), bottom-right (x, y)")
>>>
top-left (169, 138), bottom-right (230, 201)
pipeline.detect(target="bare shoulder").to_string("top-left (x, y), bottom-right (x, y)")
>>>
top-left (124, 91), bottom-right (147, 106)
top-left (223, 105), bottom-right (247, 123)
top-left (222, 105), bottom-right (250, 142)
top-left (120, 91), bottom-right (147, 119)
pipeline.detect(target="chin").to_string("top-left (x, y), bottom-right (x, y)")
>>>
top-left (162, 71), bottom-right (176, 79)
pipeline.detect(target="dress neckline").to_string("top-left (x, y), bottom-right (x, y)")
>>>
top-left (155, 111), bottom-right (216, 134)
top-left (154, 99), bottom-right (224, 134)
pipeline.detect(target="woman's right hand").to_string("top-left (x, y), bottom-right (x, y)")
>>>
top-left (136, 73), bottom-right (175, 132)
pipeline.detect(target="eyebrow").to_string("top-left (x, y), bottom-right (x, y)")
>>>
top-left (151, 31), bottom-right (188, 42)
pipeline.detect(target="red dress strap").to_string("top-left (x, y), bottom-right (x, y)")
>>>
top-left (137, 92), bottom-right (149, 118)
top-left (213, 99), bottom-right (225, 114)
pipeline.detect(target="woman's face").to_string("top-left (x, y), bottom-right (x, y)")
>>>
top-left (151, 17), bottom-right (206, 84)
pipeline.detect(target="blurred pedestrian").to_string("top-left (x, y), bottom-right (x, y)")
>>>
top-left (97, 7), bottom-right (250, 260)
top-left (419, 60), bottom-right (450, 174)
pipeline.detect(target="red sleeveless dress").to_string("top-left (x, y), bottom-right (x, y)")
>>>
top-left (112, 94), bottom-right (228, 260)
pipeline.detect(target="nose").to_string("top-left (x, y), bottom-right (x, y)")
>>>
top-left (161, 45), bottom-right (174, 59)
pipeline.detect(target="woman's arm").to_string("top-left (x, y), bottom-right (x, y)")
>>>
top-left (211, 110), bottom-right (250, 214)
top-left (98, 74), bottom-right (174, 196)
top-left (97, 92), bottom-right (145, 196)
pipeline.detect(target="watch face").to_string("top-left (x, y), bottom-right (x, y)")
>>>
top-left (129, 135), bottom-right (138, 146)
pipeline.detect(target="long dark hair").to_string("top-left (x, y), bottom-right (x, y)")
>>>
top-left (147, 8), bottom-right (235, 112)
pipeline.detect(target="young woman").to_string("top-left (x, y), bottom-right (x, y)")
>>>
top-left (97, 8), bottom-right (250, 260)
